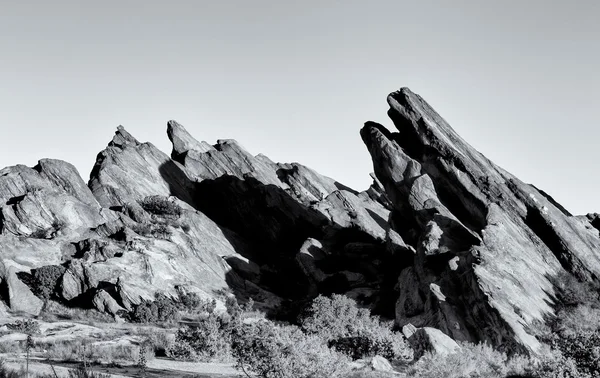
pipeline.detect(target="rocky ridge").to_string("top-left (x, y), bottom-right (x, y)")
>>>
top-left (0, 87), bottom-right (598, 355)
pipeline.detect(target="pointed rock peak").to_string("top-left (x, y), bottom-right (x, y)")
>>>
top-left (361, 121), bottom-right (395, 143)
top-left (387, 87), bottom-right (422, 110)
top-left (109, 125), bottom-right (140, 149)
top-left (167, 120), bottom-right (214, 162)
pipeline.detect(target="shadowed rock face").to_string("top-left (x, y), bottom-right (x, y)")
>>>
top-left (0, 87), bottom-right (598, 354)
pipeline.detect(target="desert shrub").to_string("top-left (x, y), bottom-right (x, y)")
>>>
top-left (172, 313), bottom-right (232, 362)
top-left (0, 359), bottom-right (20, 378)
top-left (130, 222), bottom-right (172, 240)
top-left (406, 341), bottom-right (531, 378)
top-left (32, 265), bottom-right (66, 300)
top-left (545, 330), bottom-right (600, 377)
top-left (0, 341), bottom-right (22, 354)
top-left (552, 271), bottom-right (600, 308)
top-left (139, 196), bottom-right (182, 217)
top-left (177, 290), bottom-right (217, 314)
top-left (145, 330), bottom-right (174, 357)
top-left (329, 336), bottom-right (376, 360)
top-left (533, 272), bottom-right (600, 377)
top-left (67, 365), bottom-right (111, 378)
top-left (531, 347), bottom-right (595, 378)
top-left (300, 294), bottom-right (412, 362)
top-left (7, 319), bottom-right (40, 335)
top-left (225, 295), bottom-right (242, 320)
top-left (130, 293), bottom-right (179, 323)
top-left (231, 320), bottom-right (349, 378)
top-left (166, 341), bottom-right (198, 361)
top-left (243, 297), bottom-right (254, 312)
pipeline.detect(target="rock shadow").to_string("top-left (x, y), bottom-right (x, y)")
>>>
top-left (158, 160), bottom-right (331, 300)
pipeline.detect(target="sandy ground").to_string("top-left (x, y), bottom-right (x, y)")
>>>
top-left (1, 355), bottom-right (242, 377)
top-left (0, 316), bottom-right (243, 377)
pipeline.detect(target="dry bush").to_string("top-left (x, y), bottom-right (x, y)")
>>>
top-left (232, 320), bottom-right (349, 378)
top-left (139, 196), bottom-right (182, 218)
top-left (168, 313), bottom-right (232, 362)
top-left (6, 319), bottom-right (40, 335)
top-left (0, 341), bottom-right (23, 354)
top-left (300, 294), bottom-right (412, 362)
top-left (128, 293), bottom-right (179, 324)
top-left (405, 342), bottom-right (532, 378)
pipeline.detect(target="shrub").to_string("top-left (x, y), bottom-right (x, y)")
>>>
top-left (177, 290), bottom-right (217, 314)
top-left (406, 342), bottom-right (531, 378)
top-left (139, 196), bottom-right (182, 217)
top-left (32, 265), bottom-right (66, 300)
top-left (166, 341), bottom-right (197, 361)
top-left (225, 296), bottom-right (242, 320)
top-left (552, 271), bottom-right (600, 308)
top-left (534, 272), bottom-right (600, 377)
top-left (0, 359), bottom-right (20, 378)
top-left (546, 329), bottom-right (600, 377)
top-left (300, 294), bottom-right (412, 362)
top-left (7, 319), bottom-right (40, 335)
top-left (172, 314), bottom-right (231, 361)
top-left (67, 365), bottom-right (111, 378)
top-left (130, 223), bottom-right (172, 240)
top-left (231, 320), bottom-right (349, 378)
top-left (130, 293), bottom-right (179, 323)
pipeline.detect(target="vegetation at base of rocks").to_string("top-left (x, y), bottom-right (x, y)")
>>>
top-left (139, 196), bottom-right (182, 218)
top-left (532, 271), bottom-right (600, 378)
top-left (40, 301), bottom-right (114, 324)
top-left (67, 365), bottom-right (111, 378)
top-left (128, 293), bottom-right (180, 323)
top-left (127, 290), bottom-right (218, 323)
top-left (164, 294), bottom-right (402, 376)
top-left (232, 320), bottom-right (350, 378)
top-left (300, 294), bottom-right (412, 362)
top-left (0, 359), bottom-right (55, 378)
top-left (177, 290), bottom-right (217, 314)
top-left (6, 319), bottom-right (41, 335)
top-left (130, 222), bottom-right (173, 240)
top-left (168, 314), bottom-right (232, 362)
top-left (404, 342), bottom-right (533, 378)
top-left (32, 265), bottom-right (66, 300)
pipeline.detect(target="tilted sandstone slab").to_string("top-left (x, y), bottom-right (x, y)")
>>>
top-left (361, 88), bottom-right (600, 353)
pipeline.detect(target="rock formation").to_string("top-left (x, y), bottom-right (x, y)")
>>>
top-left (0, 87), bottom-right (598, 356)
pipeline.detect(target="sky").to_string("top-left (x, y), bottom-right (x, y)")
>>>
top-left (0, 1), bottom-right (598, 214)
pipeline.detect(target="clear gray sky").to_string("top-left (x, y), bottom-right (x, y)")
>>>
top-left (1, 1), bottom-right (598, 214)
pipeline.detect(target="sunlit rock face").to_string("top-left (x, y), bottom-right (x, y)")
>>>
top-left (1, 87), bottom-right (599, 355)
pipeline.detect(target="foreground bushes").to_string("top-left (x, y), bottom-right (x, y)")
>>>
top-left (301, 294), bottom-right (412, 362)
top-left (535, 272), bottom-right (600, 377)
top-left (168, 314), bottom-right (232, 361)
top-left (232, 320), bottom-right (349, 378)
top-left (405, 342), bottom-right (532, 378)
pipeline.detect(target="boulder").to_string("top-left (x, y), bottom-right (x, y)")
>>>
top-left (0, 266), bottom-right (43, 315)
top-left (92, 289), bottom-right (125, 316)
top-left (403, 325), bottom-right (460, 359)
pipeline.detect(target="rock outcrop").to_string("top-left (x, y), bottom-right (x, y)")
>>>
top-left (361, 88), bottom-right (600, 353)
top-left (0, 86), bottom-right (598, 356)
top-left (403, 324), bottom-right (460, 359)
